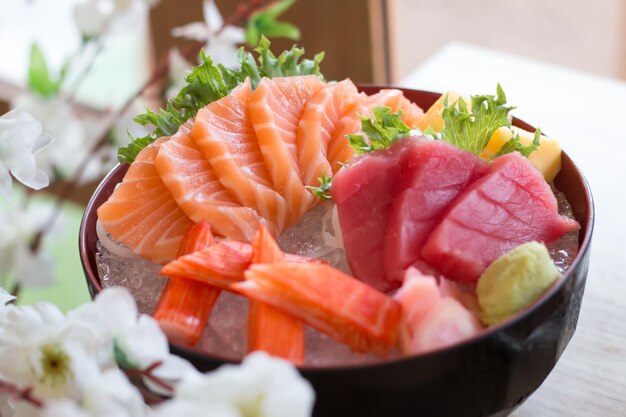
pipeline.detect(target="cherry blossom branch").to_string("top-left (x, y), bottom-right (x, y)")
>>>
top-left (0, 379), bottom-right (44, 408)
top-left (122, 361), bottom-right (175, 394)
top-left (218, 0), bottom-right (265, 35)
top-left (13, 1), bottom-right (266, 298)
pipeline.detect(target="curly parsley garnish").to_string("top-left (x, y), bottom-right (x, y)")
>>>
top-left (118, 36), bottom-right (325, 164)
top-left (306, 174), bottom-right (333, 200)
top-left (347, 107), bottom-right (411, 155)
top-left (440, 84), bottom-right (540, 158)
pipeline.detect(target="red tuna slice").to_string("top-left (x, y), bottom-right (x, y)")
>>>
top-left (383, 140), bottom-right (488, 285)
top-left (421, 152), bottom-right (580, 282)
top-left (331, 138), bottom-right (418, 292)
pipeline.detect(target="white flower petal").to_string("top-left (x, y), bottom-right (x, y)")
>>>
top-left (74, 0), bottom-right (112, 37)
top-left (81, 368), bottom-right (146, 417)
top-left (144, 354), bottom-right (198, 396)
top-left (93, 287), bottom-right (138, 331)
top-left (0, 161), bottom-right (12, 199)
top-left (116, 314), bottom-right (168, 367)
top-left (154, 400), bottom-right (239, 417)
top-left (0, 288), bottom-right (15, 306)
top-left (171, 22), bottom-right (211, 41)
top-left (175, 352), bottom-right (315, 417)
top-left (203, 40), bottom-right (241, 68)
top-left (203, 0), bottom-right (224, 32)
top-left (219, 26), bottom-right (245, 45)
top-left (12, 245), bottom-right (54, 288)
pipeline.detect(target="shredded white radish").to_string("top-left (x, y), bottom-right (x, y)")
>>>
top-left (321, 204), bottom-right (344, 250)
top-left (96, 220), bottom-right (140, 259)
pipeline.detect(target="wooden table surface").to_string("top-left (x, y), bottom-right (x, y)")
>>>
top-left (401, 43), bottom-right (626, 416)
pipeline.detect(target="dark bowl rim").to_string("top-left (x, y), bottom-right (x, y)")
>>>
top-left (79, 86), bottom-right (595, 373)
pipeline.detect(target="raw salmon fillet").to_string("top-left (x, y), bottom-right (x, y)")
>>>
top-left (156, 123), bottom-right (267, 241)
top-left (192, 79), bottom-right (288, 233)
top-left (296, 79), bottom-right (360, 186)
top-left (248, 75), bottom-right (324, 224)
top-left (326, 89), bottom-right (424, 173)
top-left (97, 138), bottom-right (193, 263)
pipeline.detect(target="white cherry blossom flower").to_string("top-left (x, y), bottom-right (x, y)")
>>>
top-left (0, 192), bottom-right (56, 288)
top-left (74, 0), bottom-right (160, 38)
top-left (0, 110), bottom-right (54, 199)
top-left (0, 301), bottom-right (110, 403)
top-left (43, 368), bottom-right (147, 417)
top-left (166, 48), bottom-right (193, 100)
top-left (172, 0), bottom-right (245, 68)
top-left (69, 287), bottom-right (196, 394)
top-left (155, 351), bottom-right (315, 417)
top-left (0, 288), bottom-right (15, 306)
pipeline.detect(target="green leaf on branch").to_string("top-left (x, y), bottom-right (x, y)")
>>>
top-left (245, 0), bottom-right (300, 46)
top-left (27, 44), bottom-right (65, 98)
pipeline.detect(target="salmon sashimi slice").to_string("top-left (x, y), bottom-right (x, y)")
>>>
top-left (234, 262), bottom-right (402, 355)
top-left (365, 89), bottom-right (424, 127)
top-left (160, 241), bottom-right (317, 290)
top-left (248, 225), bottom-right (304, 364)
top-left (248, 75), bottom-right (325, 224)
top-left (153, 221), bottom-right (221, 345)
top-left (296, 79), bottom-right (360, 186)
top-left (191, 79), bottom-right (288, 233)
top-left (326, 89), bottom-right (424, 173)
top-left (97, 138), bottom-right (193, 263)
top-left (156, 126), bottom-right (269, 241)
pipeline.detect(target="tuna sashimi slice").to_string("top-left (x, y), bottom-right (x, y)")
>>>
top-left (383, 140), bottom-right (488, 285)
top-left (192, 79), bottom-right (288, 233)
top-left (331, 139), bottom-right (416, 292)
top-left (248, 76), bottom-right (325, 224)
top-left (97, 138), bottom-right (193, 263)
top-left (296, 79), bottom-right (360, 186)
top-left (421, 152), bottom-right (580, 282)
top-left (235, 262), bottom-right (402, 355)
top-left (156, 125), bottom-right (267, 241)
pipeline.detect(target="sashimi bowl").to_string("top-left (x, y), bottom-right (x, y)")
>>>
top-left (79, 87), bottom-right (594, 417)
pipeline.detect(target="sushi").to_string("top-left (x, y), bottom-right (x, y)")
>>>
top-left (97, 44), bottom-right (579, 364)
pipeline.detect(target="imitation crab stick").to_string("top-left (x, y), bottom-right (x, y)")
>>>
top-left (248, 225), bottom-right (305, 364)
top-left (160, 241), bottom-right (317, 290)
top-left (153, 221), bottom-right (221, 345)
top-left (234, 262), bottom-right (402, 355)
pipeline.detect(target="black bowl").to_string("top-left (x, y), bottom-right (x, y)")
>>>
top-left (79, 87), bottom-right (594, 417)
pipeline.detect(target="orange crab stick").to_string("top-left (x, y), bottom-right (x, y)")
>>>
top-left (235, 262), bottom-right (402, 355)
top-left (153, 221), bottom-right (221, 345)
top-left (248, 225), bottom-right (305, 364)
top-left (160, 242), bottom-right (319, 290)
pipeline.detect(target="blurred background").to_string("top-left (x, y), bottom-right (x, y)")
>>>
top-left (0, 0), bottom-right (623, 309)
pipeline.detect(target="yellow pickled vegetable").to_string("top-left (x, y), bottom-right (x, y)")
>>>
top-left (416, 91), bottom-right (465, 133)
top-left (482, 126), bottom-right (562, 181)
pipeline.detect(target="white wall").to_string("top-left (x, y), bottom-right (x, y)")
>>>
top-left (388, 0), bottom-right (626, 81)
